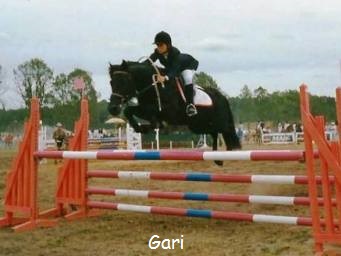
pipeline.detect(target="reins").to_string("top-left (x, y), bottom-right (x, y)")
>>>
top-left (139, 57), bottom-right (165, 111)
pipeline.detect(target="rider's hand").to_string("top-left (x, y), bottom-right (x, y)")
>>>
top-left (157, 74), bottom-right (166, 83)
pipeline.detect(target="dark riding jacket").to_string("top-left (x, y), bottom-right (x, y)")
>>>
top-left (149, 46), bottom-right (199, 79)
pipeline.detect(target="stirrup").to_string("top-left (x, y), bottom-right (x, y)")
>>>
top-left (186, 104), bottom-right (197, 117)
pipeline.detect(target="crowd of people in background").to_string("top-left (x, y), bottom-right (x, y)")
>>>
top-left (0, 133), bottom-right (21, 149)
top-left (1, 120), bottom-right (339, 150)
top-left (88, 128), bottom-right (112, 139)
top-left (276, 121), bottom-right (303, 133)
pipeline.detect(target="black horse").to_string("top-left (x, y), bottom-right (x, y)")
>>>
top-left (108, 60), bottom-right (241, 164)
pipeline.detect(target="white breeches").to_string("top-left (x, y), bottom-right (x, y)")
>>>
top-left (181, 69), bottom-right (195, 85)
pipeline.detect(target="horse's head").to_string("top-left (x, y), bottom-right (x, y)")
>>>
top-left (108, 60), bottom-right (156, 115)
top-left (108, 61), bottom-right (136, 115)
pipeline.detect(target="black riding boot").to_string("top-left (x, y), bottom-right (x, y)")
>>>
top-left (184, 84), bottom-right (197, 117)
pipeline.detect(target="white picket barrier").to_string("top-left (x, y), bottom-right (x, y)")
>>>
top-left (126, 124), bottom-right (142, 150)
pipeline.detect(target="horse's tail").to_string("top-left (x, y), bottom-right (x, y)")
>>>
top-left (220, 96), bottom-right (241, 150)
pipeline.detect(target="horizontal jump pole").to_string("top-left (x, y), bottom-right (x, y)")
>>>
top-left (87, 170), bottom-right (334, 185)
top-left (86, 187), bottom-right (337, 206)
top-left (87, 200), bottom-right (313, 226)
top-left (34, 149), bottom-right (318, 161)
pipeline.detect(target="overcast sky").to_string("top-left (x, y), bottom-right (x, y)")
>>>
top-left (1, 0), bottom-right (341, 108)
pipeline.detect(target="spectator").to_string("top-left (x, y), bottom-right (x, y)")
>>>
top-left (52, 122), bottom-right (66, 164)
top-left (237, 122), bottom-right (244, 142)
top-left (277, 121), bottom-right (283, 133)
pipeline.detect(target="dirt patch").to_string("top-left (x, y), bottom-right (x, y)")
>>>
top-left (0, 145), bottom-right (330, 255)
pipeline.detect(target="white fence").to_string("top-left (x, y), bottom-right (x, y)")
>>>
top-left (262, 131), bottom-right (338, 144)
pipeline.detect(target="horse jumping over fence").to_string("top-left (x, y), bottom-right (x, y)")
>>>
top-left (107, 61), bottom-right (241, 164)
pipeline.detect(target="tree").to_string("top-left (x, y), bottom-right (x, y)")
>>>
top-left (47, 73), bottom-right (73, 106)
top-left (67, 68), bottom-right (100, 128)
top-left (13, 58), bottom-right (53, 108)
top-left (234, 85), bottom-right (254, 122)
top-left (253, 86), bottom-right (269, 99)
top-left (41, 68), bottom-right (101, 130)
top-left (239, 85), bottom-right (252, 99)
top-left (67, 68), bottom-right (98, 101)
top-left (310, 94), bottom-right (336, 121)
top-left (253, 86), bottom-right (271, 120)
top-left (194, 72), bottom-right (218, 89)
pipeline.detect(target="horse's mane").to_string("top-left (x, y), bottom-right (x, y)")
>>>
top-left (109, 60), bottom-right (155, 79)
top-left (128, 61), bottom-right (153, 74)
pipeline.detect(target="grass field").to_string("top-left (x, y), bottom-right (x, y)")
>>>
top-left (0, 144), bottom-right (332, 256)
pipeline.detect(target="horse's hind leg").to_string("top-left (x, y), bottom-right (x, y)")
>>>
top-left (210, 132), bottom-right (223, 166)
top-left (211, 133), bottom-right (217, 151)
top-left (222, 130), bottom-right (241, 150)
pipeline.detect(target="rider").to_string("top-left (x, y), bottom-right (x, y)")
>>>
top-left (148, 31), bottom-right (199, 117)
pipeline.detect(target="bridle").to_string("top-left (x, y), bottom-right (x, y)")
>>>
top-left (110, 92), bottom-right (126, 104)
top-left (110, 71), bottom-right (153, 102)
top-left (110, 71), bottom-right (131, 106)
top-left (110, 60), bottom-right (165, 111)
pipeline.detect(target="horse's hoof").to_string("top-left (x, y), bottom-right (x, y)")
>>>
top-left (140, 127), bottom-right (149, 133)
top-left (134, 128), bottom-right (142, 133)
top-left (214, 160), bottom-right (223, 166)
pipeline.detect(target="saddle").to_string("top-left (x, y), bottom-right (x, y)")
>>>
top-left (175, 78), bottom-right (213, 107)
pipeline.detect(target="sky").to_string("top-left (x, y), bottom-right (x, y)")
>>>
top-left (1, 0), bottom-right (341, 108)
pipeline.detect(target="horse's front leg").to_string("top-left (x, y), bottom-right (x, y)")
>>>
top-left (149, 115), bottom-right (165, 130)
top-left (123, 106), bottom-right (144, 133)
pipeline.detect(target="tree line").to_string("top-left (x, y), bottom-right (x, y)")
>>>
top-left (0, 59), bottom-right (337, 133)
top-left (229, 85), bottom-right (336, 125)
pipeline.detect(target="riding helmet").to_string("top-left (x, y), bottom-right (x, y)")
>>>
top-left (154, 31), bottom-right (172, 46)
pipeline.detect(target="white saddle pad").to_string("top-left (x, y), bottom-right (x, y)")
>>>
top-left (193, 85), bottom-right (213, 107)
